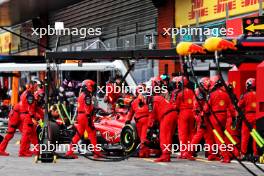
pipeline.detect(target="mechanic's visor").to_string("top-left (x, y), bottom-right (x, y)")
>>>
top-left (138, 92), bottom-right (149, 104)
top-left (27, 94), bottom-right (34, 104)
top-left (85, 95), bottom-right (92, 105)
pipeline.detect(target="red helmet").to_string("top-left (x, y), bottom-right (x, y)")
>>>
top-left (199, 77), bottom-right (210, 90)
top-left (34, 89), bottom-right (45, 106)
top-left (34, 89), bottom-right (45, 100)
top-left (82, 79), bottom-right (96, 93)
top-left (172, 76), bottom-right (179, 83)
top-left (26, 80), bottom-right (38, 93)
top-left (151, 76), bottom-right (163, 88)
top-left (172, 76), bottom-right (180, 87)
top-left (246, 78), bottom-right (256, 90)
top-left (210, 75), bottom-right (221, 90)
top-left (176, 76), bottom-right (189, 88)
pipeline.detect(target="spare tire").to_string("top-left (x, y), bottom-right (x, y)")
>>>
top-left (120, 124), bottom-right (139, 155)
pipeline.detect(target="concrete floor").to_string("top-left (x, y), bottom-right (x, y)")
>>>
top-left (0, 133), bottom-right (263, 176)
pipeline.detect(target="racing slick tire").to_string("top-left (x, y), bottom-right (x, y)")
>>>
top-left (120, 123), bottom-right (139, 155)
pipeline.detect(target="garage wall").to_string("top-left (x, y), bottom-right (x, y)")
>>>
top-left (48, 0), bottom-right (158, 50)
top-left (48, 0), bottom-right (158, 83)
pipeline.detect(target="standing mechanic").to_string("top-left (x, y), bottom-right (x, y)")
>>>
top-left (18, 86), bottom-right (37, 157)
top-left (65, 79), bottom-right (101, 158)
top-left (0, 81), bottom-right (37, 157)
top-left (185, 77), bottom-right (219, 161)
top-left (175, 76), bottom-right (195, 158)
top-left (205, 76), bottom-right (236, 163)
top-left (125, 84), bottom-right (150, 158)
top-left (238, 78), bottom-right (258, 158)
top-left (147, 94), bottom-right (178, 162)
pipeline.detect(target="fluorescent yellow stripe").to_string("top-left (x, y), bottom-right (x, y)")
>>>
top-left (224, 130), bottom-right (237, 145)
top-left (250, 131), bottom-right (263, 148)
top-left (213, 129), bottom-right (224, 144)
top-left (252, 129), bottom-right (264, 144)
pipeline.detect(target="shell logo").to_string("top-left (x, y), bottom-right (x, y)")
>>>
top-left (219, 100), bottom-right (225, 106)
top-left (232, 81), bottom-right (236, 88)
top-left (188, 98), bottom-right (193, 104)
top-left (251, 102), bottom-right (257, 108)
top-left (204, 37), bottom-right (237, 52)
top-left (176, 42), bottom-right (205, 56)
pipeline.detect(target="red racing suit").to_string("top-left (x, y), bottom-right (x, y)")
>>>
top-left (19, 90), bottom-right (36, 156)
top-left (148, 96), bottom-right (178, 161)
top-left (126, 97), bottom-right (150, 157)
top-left (104, 82), bottom-right (122, 112)
top-left (238, 90), bottom-right (257, 156)
top-left (188, 89), bottom-right (216, 158)
top-left (175, 87), bottom-right (195, 156)
top-left (66, 92), bottom-right (99, 157)
top-left (205, 88), bottom-right (237, 160)
top-left (0, 103), bottom-right (23, 154)
top-left (170, 88), bottom-right (180, 109)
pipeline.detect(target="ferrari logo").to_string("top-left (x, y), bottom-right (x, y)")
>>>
top-left (188, 98), bottom-right (193, 104)
top-left (219, 100), bottom-right (225, 106)
top-left (251, 102), bottom-right (257, 108)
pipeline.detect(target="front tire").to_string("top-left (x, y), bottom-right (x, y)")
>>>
top-left (120, 124), bottom-right (139, 155)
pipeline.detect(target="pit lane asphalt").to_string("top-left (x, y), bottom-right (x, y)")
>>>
top-left (0, 133), bottom-right (263, 176)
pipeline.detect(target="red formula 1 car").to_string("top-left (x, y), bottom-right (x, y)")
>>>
top-left (43, 98), bottom-right (143, 156)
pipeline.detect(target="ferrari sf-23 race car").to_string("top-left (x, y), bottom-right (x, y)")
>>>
top-left (39, 98), bottom-right (161, 157)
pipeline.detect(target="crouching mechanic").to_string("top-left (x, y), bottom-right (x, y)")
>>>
top-left (146, 94), bottom-right (178, 162)
top-left (65, 79), bottom-right (101, 158)
top-left (125, 84), bottom-right (150, 157)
